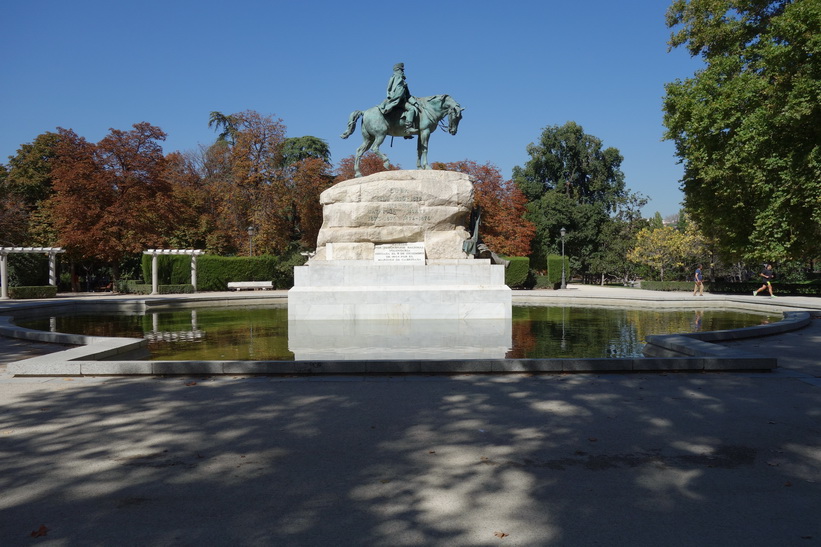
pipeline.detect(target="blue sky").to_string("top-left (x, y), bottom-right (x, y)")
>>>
top-left (2, 0), bottom-right (702, 216)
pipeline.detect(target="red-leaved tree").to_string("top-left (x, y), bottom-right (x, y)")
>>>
top-left (334, 153), bottom-right (399, 182)
top-left (435, 160), bottom-right (535, 256)
top-left (50, 123), bottom-right (174, 276)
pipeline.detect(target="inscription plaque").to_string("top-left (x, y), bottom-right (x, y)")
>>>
top-left (373, 242), bottom-right (425, 263)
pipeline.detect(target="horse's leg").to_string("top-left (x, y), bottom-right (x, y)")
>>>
top-left (417, 129), bottom-right (431, 170)
top-left (355, 132), bottom-right (374, 178)
top-left (370, 133), bottom-right (390, 169)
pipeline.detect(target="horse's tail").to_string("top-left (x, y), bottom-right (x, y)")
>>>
top-left (340, 110), bottom-right (363, 139)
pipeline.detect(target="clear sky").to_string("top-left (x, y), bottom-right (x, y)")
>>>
top-left (1, 0), bottom-right (702, 216)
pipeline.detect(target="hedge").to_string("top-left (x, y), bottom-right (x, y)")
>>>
top-left (197, 256), bottom-right (282, 291)
top-left (115, 280), bottom-right (152, 294)
top-left (140, 254), bottom-right (302, 290)
top-left (640, 281), bottom-right (697, 292)
top-left (141, 254), bottom-right (200, 285)
top-left (708, 281), bottom-right (821, 297)
top-left (639, 280), bottom-right (821, 296)
top-left (533, 275), bottom-right (553, 289)
top-left (504, 257), bottom-right (530, 288)
top-left (545, 254), bottom-right (569, 289)
top-left (7, 286), bottom-right (58, 299)
top-left (6, 254), bottom-right (49, 287)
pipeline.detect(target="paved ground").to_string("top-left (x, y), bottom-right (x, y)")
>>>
top-left (0, 288), bottom-right (819, 546)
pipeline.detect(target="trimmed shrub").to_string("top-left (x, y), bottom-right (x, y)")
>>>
top-left (709, 281), bottom-right (821, 296)
top-left (640, 281), bottom-right (697, 292)
top-left (504, 257), bottom-right (530, 288)
top-left (141, 254), bottom-right (193, 285)
top-left (638, 280), bottom-right (821, 296)
top-left (546, 254), bottom-right (569, 289)
top-left (7, 254), bottom-right (49, 287)
top-left (158, 284), bottom-right (195, 294)
top-left (116, 281), bottom-right (153, 294)
top-left (196, 255), bottom-right (281, 291)
top-left (141, 254), bottom-right (299, 290)
top-left (8, 286), bottom-right (58, 299)
top-left (533, 275), bottom-right (553, 289)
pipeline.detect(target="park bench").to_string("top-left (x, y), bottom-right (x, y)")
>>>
top-left (227, 281), bottom-right (274, 291)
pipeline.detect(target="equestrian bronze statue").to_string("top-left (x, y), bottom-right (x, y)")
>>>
top-left (340, 63), bottom-right (464, 178)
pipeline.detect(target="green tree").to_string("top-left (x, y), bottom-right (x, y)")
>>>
top-left (628, 226), bottom-right (688, 282)
top-left (628, 220), bottom-right (707, 281)
top-left (208, 111), bottom-right (240, 144)
top-left (513, 121), bottom-right (639, 280)
top-left (5, 132), bottom-right (60, 208)
top-left (0, 189), bottom-right (28, 245)
top-left (589, 194), bottom-right (649, 284)
top-left (663, 0), bottom-right (821, 262)
top-left (648, 212), bottom-right (665, 231)
top-left (281, 136), bottom-right (331, 166)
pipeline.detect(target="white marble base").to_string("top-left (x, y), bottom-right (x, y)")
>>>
top-left (288, 260), bottom-right (511, 321)
top-left (288, 318), bottom-right (512, 360)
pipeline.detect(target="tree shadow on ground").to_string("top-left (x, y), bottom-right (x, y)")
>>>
top-left (0, 371), bottom-right (819, 546)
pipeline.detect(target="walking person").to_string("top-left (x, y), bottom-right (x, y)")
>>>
top-left (693, 264), bottom-right (704, 296)
top-left (753, 263), bottom-right (777, 298)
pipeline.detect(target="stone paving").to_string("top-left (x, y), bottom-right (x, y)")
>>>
top-left (0, 287), bottom-right (819, 545)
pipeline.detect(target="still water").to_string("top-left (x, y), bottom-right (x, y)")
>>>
top-left (16, 305), bottom-right (781, 360)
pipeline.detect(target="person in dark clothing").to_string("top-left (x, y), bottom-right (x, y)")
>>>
top-left (753, 264), bottom-right (777, 298)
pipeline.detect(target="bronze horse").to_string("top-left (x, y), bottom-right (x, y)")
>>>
top-left (340, 94), bottom-right (464, 177)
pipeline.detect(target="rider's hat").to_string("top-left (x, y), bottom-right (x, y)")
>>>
top-left (393, 62), bottom-right (404, 71)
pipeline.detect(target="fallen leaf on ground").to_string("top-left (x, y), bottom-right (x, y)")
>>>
top-left (184, 382), bottom-right (197, 386)
top-left (494, 531), bottom-right (509, 538)
top-left (31, 525), bottom-right (48, 537)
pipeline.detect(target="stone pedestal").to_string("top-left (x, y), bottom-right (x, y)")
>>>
top-left (287, 170), bottom-right (512, 332)
top-left (288, 259), bottom-right (511, 321)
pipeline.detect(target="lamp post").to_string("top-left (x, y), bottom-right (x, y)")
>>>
top-left (247, 225), bottom-right (256, 256)
top-left (560, 227), bottom-right (567, 290)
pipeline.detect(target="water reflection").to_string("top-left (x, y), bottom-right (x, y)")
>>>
top-left (15, 305), bottom-right (781, 361)
top-left (288, 319), bottom-right (511, 360)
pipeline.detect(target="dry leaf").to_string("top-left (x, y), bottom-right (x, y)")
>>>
top-left (185, 381), bottom-right (197, 386)
top-left (31, 525), bottom-right (48, 537)
top-left (494, 531), bottom-right (509, 538)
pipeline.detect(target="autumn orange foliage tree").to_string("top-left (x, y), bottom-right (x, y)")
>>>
top-left (49, 123), bottom-right (175, 276)
top-left (334, 152), bottom-right (399, 182)
top-left (434, 160), bottom-right (535, 256)
top-left (202, 110), bottom-right (334, 255)
top-left (163, 150), bottom-right (216, 249)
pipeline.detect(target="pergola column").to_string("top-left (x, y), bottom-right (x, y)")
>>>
top-left (48, 252), bottom-right (59, 286)
top-left (143, 249), bottom-right (205, 295)
top-left (191, 254), bottom-right (198, 292)
top-left (0, 252), bottom-right (8, 300)
top-left (151, 254), bottom-right (160, 295)
top-left (0, 247), bottom-right (66, 300)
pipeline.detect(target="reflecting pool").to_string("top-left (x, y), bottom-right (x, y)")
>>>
top-left (15, 305), bottom-right (781, 360)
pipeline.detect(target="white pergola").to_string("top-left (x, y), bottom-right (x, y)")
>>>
top-left (0, 247), bottom-right (66, 299)
top-left (143, 249), bottom-right (205, 295)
